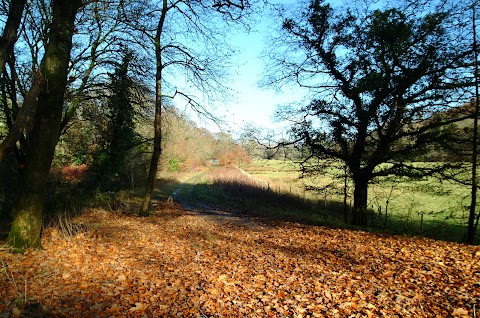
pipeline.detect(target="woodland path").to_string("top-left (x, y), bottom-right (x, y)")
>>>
top-left (170, 170), bottom-right (208, 207)
top-left (170, 168), bottom-right (253, 223)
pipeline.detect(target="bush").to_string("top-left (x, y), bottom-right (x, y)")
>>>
top-left (167, 158), bottom-right (181, 172)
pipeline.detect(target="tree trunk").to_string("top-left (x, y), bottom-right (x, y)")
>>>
top-left (139, 115), bottom-right (161, 215)
top-left (0, 74), bottom-right (42, 162)
top-left (467, 3), bottom-right (479, 244)
top-left (139, 84), bottom-right (162, 215)
top-left (343, 164), bottom-right (349, 224)
top-left (7, 0), bottom-right (82, 249)
top-left (0, 0), bottom-right (26, 75)
top-left (0, 0), bottom-right (30, 163)
top-left (352, 175), bottom-right (369, 226)
top-left (139, 0), bottom-right (167, 216)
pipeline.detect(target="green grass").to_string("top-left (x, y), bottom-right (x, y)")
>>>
top-left (190, 166), bottom-right (352, 229)
top-left (22, 160), bottom-right (473, 243)
top-left (234, 159), bottom-right (474, 242)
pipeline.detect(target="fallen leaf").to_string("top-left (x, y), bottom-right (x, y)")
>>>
top-left (452, 307), bottom-right (469, 317)
top-left (11, 308), bottom-right (21, 318)
top-left (1, 190), bottom-right (479, 318)
top-left (129, 302), bottom-right (146, 312)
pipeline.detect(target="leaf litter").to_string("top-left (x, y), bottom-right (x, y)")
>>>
top-left (0, 204), bottom-right (479, 317)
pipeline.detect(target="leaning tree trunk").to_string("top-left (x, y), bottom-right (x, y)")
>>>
top-left (352, 175), bottom-right (369, 226)
top-left (7, 0), bottom-right (82, 249)
top-left (0, 0), bottom-right (26, 75)
top-left (139, 0), bottom-right (167, 216)
top-left (0, 0), bottom-right (30, 163)
top-left (0, 74), bottom-right (42, 162)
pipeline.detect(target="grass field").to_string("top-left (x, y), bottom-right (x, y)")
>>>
top-left (245, 159), bottom-right (473, 242)
top-left (189, 159), bottom-right (474, 243)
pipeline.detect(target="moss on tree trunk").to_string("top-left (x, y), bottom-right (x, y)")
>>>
top-left (7, 0), bottom-right (82, 249)
top-left (7, 204), bottom-right (42, 249)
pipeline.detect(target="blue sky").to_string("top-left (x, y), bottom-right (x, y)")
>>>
top-left (210, 0), bottom-right (381, 137)
top-left (218, 28), bottom-right (295, 134)
top-left (197, 0), bottom-right (339, 137)
top-left (182, 1), bottom-right (303, 137)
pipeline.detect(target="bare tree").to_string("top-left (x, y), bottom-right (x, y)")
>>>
top-left (0, 0), bottom-right (30, 161)
top-left (59, 0), bottom-right (125, 133)
top-left (118, 0), bottom-right (251, 215)
top-left (0, 0), bottom-right (129, 162)
top-left (266, 0), bottom-right (472, 226)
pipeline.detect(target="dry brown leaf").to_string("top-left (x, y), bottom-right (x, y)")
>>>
top-left (452, 307), bottom-right (469, 317)
top-left (129, 302), bottom-right (146, 312)
top-left (11, 307), bottom-right (21, 318)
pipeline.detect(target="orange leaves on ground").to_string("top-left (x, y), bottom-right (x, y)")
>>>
top-left (1, 206), bottom-right (480, 317)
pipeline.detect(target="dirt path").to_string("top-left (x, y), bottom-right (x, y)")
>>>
top-left (171, 170), bottom-right (208, 205)
top-left (170, 169), bottom-right (252, 223)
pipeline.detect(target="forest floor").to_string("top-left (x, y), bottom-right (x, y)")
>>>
top-left (1, 186), bottom-right (480, 317)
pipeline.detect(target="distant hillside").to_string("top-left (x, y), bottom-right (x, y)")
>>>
top-left (417, 102), bottom-right (476, 162)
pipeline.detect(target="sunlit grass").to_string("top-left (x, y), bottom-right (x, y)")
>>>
top-left (238, 159), bottom-right (473, 242)
top-left (190, 166), bottom-right (349, 229)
